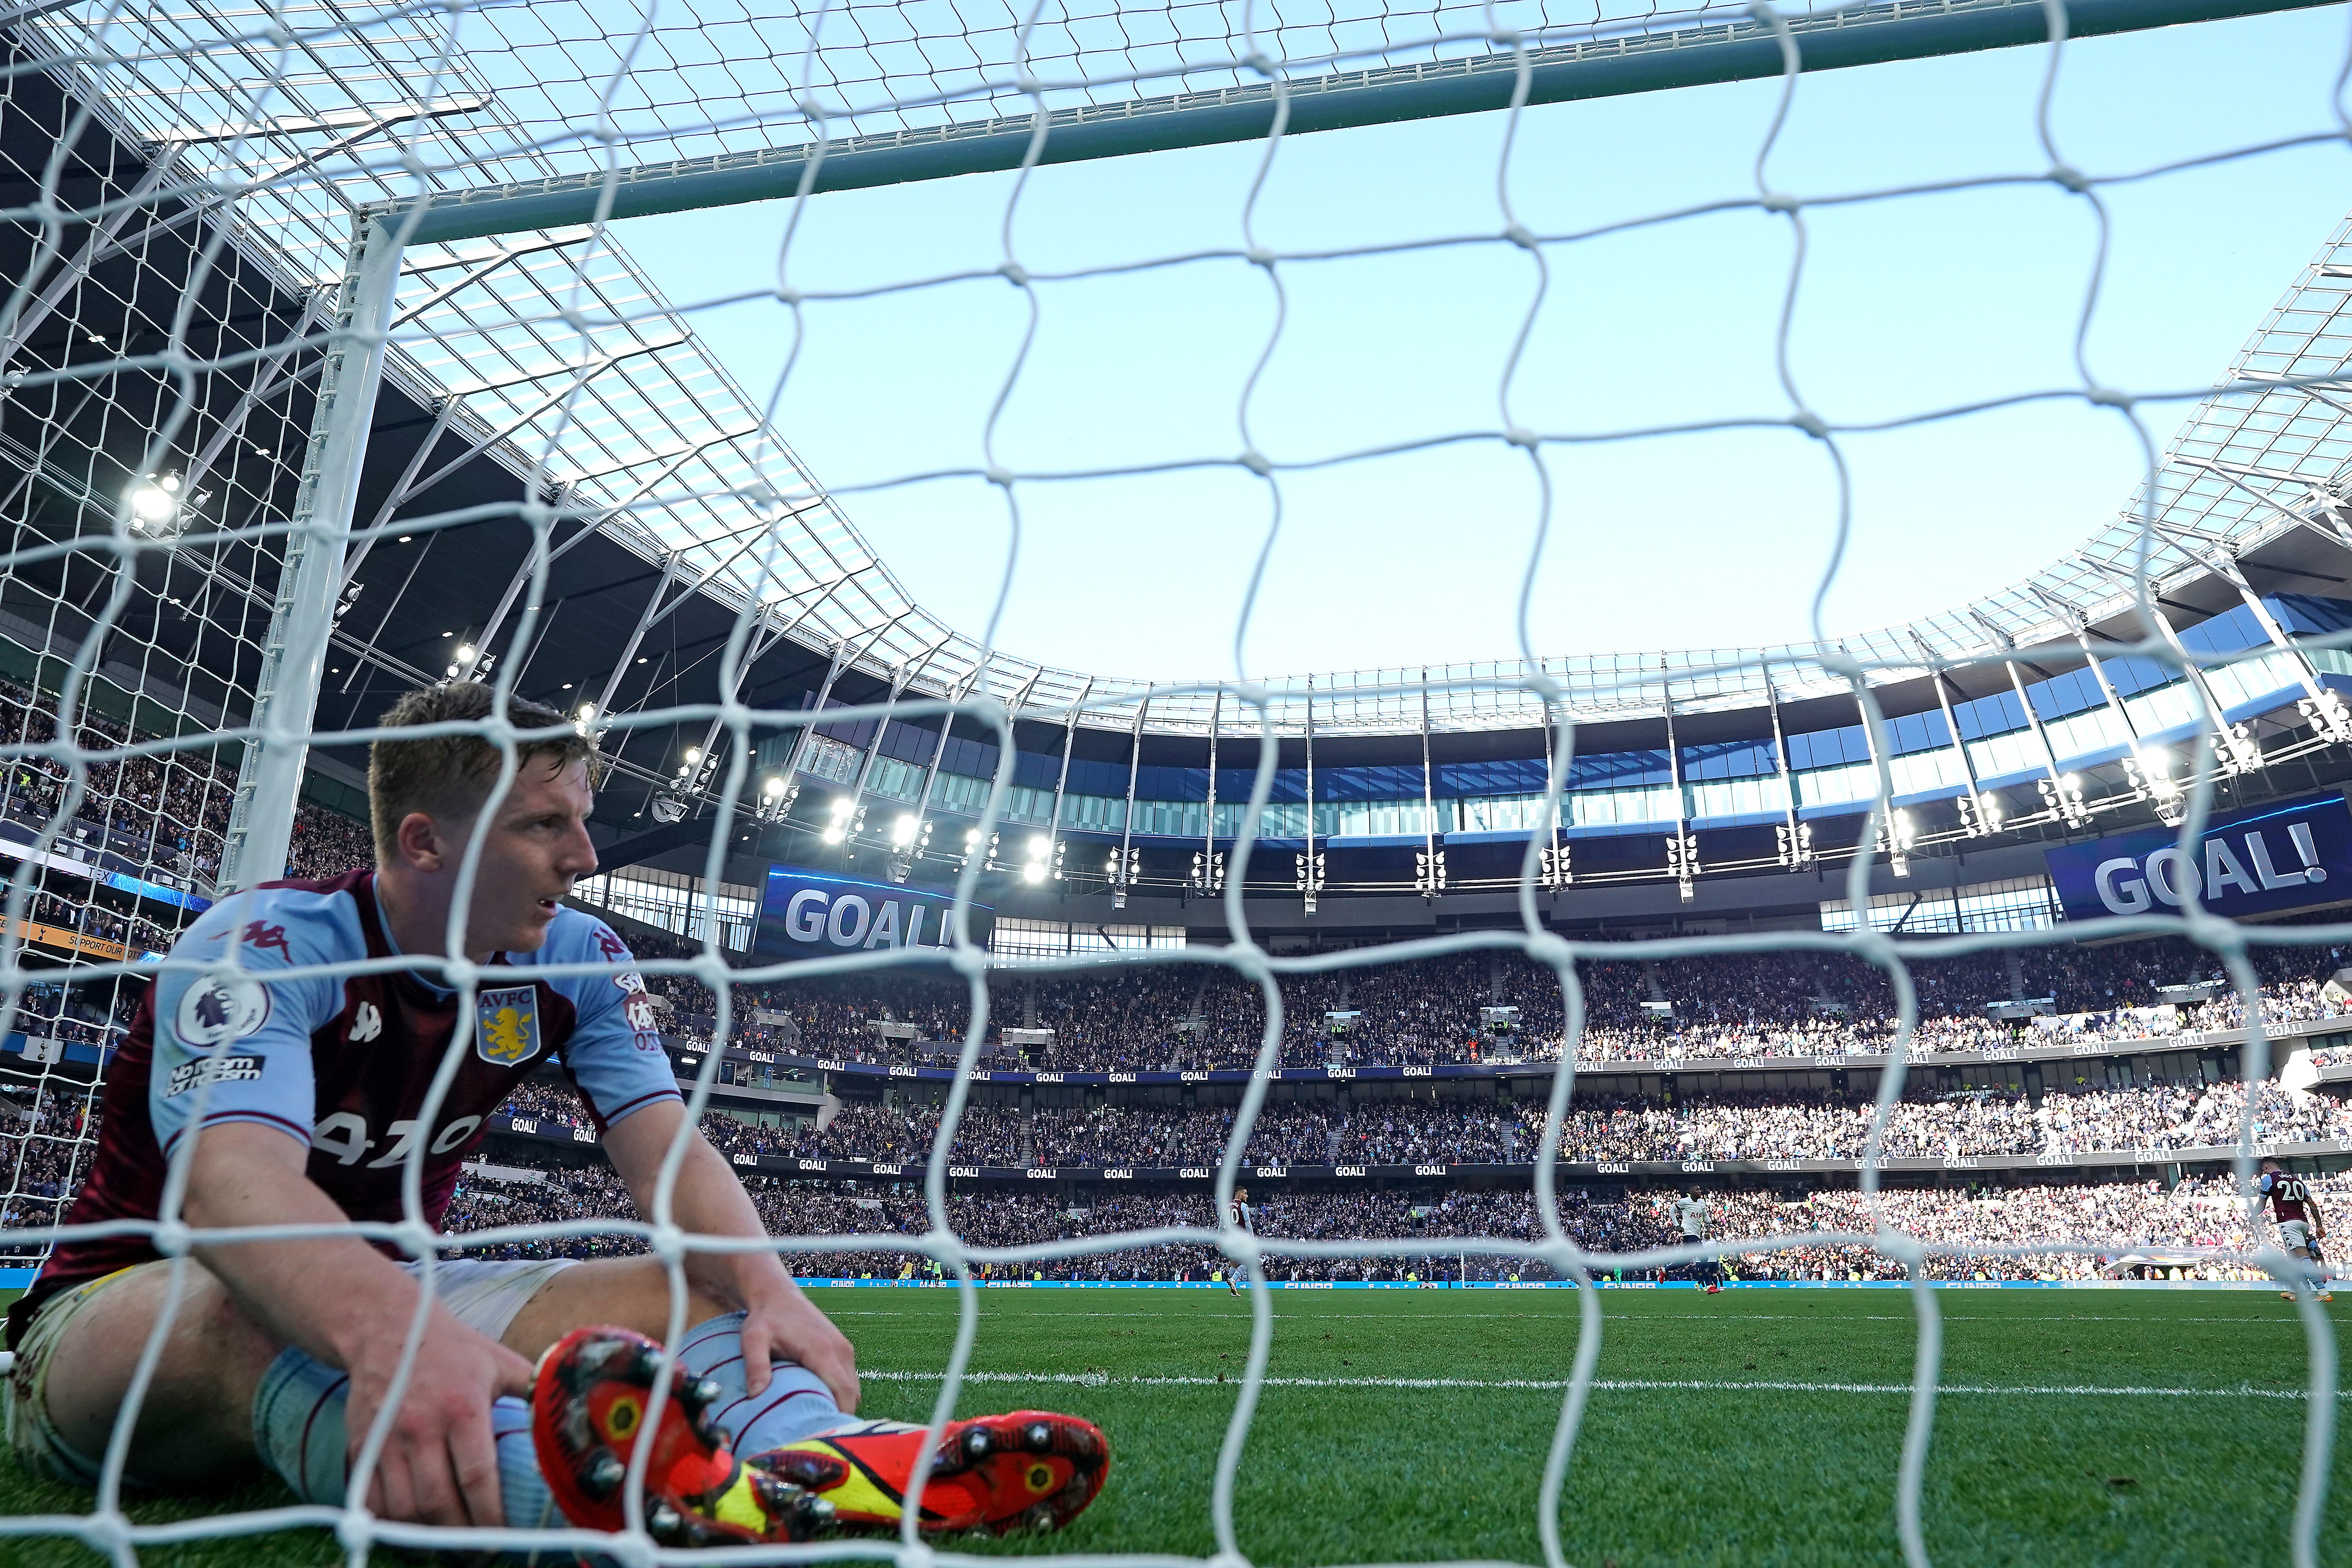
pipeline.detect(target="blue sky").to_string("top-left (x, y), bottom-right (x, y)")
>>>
top-left (613, 5), bottom-right (2352, 686)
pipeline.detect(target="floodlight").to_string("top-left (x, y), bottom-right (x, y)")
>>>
top-left (763, 776), bottom-right (786, 798)
top-left (455, 643), bottom-right (476, 664)
top-left (126, 476), bottom-right (182, 535)
top-left (1021, 860), bottom-right (1046, 884)
top-left (891, 813), bottom-right (921, 848)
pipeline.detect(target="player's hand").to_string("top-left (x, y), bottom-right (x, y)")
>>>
top-left (740, 1283), bottom-right (860, 1414)
top-left (344, 1298), bottom-right (537, 1529)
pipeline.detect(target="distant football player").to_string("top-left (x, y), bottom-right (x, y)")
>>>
top-left (4, 683), bottom-right (1106, 1546)
top-left (2259, 1158), bottom-right (2335, 1303)
top-left (1671, 1191), bottom-right (1719, 1292)
top-left (1226, 1186), bottom-right (1254, 1297)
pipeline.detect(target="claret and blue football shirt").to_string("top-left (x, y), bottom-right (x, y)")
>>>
top-left (7, 868), bottom-right (679, 1346)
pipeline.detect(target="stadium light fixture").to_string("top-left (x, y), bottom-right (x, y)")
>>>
top-left (1020, 834), bottom-right (1058, 886)
top-left (125, 473), bottom-right (188, 537)
top-left (1958, 790), bottom-right (2005, 836)
top-left (1414, 847), bottom-right (1447, 901)
top-left (1875, 808), bottom-right (1916, 878)
top-left (962, 828), bottom-right (995, 870)
top-left (2301, 687), bottom-right (2352, 743)
top-left (2036, 771), bottom-right (2088, 830)
top-left (821, 794), bottom-right (857, 845)
top-left (754, 771), bottom-right (797, 825)
top-left (886, 815), bottom-right (930, 882)
top-left (1665, 831), bottom-right (1699, 902)
top-left (2127, 746), bottom-right (2186, 825)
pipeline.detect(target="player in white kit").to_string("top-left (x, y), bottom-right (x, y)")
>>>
top-left (1226, 1187), bottom-right (1253, 1297)
top-left (1672, 1192), bottom-right (1719, 1292)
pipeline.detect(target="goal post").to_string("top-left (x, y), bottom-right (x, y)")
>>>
top-left (215, 218), bottom-right (406, 894)
top-left (381, 0), bottom-right (2335, 246)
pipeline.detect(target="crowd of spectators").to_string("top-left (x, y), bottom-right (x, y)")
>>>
top-left (10, 1063), bottom-right (2346, 1283)
top-left (616, 916), bottom-right (2352, 1078)
top-left (0, 1083), bottom-right (101, 1260)
top-left (432, 1153), bottom-right (2346, 1284)
top-left (486, 1067), bottom-right (2352, 1170)
top-left (1541, 1080), bottom-right (2352, 1162)
top-left (0, 674), bottom-right (382, 980)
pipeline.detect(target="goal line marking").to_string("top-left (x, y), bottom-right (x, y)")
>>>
top-left (858, 1370), bottom-right (2342, 1400)
top-left (827, 1309), bottom-right (2303, 1324)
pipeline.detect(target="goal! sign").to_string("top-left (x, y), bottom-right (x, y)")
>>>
top-left (753, 865), bottom-right (994, 960)
top-left (2042, 791), bottom-right (2352, 923)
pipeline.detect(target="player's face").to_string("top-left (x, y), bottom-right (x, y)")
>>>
top-left (463, 756), bottom-right (599, 953)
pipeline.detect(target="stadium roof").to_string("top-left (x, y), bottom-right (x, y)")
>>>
top-left (17, 0), bottom-right (2352, 739)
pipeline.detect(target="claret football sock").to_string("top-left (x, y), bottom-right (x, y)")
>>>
top-left (250, 1344), bottom-right (559, 1529)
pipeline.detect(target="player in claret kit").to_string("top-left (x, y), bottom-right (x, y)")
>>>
top-left (2, 683), bottom-right (1106, 1546)
top-left (2259, 1158), bottom-right (2335, 1303)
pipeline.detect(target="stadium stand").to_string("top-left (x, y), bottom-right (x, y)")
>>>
top-left (5, 708), bottom-right (2350, 1286)
top-left (428, 1154), bottom-right (2328, 1284)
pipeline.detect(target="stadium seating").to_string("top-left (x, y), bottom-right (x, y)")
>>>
top-left (5, 678), bottom-right (2350, 1287)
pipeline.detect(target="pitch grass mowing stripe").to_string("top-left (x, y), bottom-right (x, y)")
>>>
top-left (4, 1287), bottom-right (2347, 1566)
top-left (859, 1368), bottom-right (2351, 1398)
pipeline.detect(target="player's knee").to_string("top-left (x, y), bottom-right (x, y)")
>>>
top-left (191, 1277), bottom-right (286, 1380)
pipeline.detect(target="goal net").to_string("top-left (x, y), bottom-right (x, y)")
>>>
top-left (0, 0), bottom-right (2347, 1559)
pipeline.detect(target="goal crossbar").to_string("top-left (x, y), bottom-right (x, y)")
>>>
top-left (376, 0), bottom-right (2334, 246)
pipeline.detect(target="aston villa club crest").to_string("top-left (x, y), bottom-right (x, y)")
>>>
top-left (475, 985), bottom-right (540, 1066)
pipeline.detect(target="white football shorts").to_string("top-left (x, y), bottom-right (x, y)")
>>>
top-left (7, 1256), bottom-right (573, 1487)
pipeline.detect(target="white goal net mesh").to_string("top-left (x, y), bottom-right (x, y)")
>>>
top-left (0, 0), bottom-right (2346, 1562)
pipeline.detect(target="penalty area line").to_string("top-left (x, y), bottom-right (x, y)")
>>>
top-left (857, 1369), bottom-right (2343, 1400)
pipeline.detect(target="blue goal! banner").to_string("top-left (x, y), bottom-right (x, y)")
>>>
top-left (753, 865), bottom-right (993, 961)
top-left (2042, 790), bottom-right (2352, 923)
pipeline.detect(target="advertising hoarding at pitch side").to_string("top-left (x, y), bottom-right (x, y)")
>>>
top-left (753, 866), bottom-right (994, 961)
top-left (2042, 791), bottom-right (2352, 924)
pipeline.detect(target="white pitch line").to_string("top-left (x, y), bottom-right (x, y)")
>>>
top-left (827, 1309), bottom-right (2304, 1324)
top-left (857, 1369), bottom-right (2337, 1399)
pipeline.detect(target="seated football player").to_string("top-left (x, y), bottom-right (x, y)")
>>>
top-left (2, 683), bottom-right (1106, 1545)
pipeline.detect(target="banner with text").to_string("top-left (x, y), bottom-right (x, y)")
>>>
top-left (753, 866), bottom-right (994, 961)
top-left (2043, 791), bottom-right (2352, 923)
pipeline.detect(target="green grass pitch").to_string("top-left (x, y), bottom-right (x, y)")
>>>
top-left (4, 1285), bottom-right (2350, 1566)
